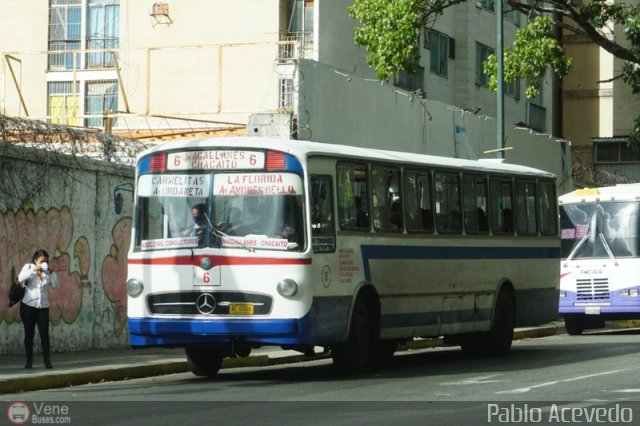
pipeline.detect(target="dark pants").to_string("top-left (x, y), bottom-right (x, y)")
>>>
top-left (20, 302), bottom-right (51, 366)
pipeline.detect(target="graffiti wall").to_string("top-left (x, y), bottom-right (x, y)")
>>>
top-left (0, 143), bottom-right (134, 355)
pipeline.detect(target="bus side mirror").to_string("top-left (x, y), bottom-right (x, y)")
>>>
top-left (114, 183), bottom-right (134, 215)
top-left (115, 192), bottom-right (124, 215)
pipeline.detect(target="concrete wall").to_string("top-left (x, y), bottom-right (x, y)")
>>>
top-left (297, 59), bottom-right (572, 194)
top-left (0, 142), bottom-right (134, 355)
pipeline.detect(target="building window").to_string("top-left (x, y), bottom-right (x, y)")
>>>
top-left (85, 80), bottom-right (118, 128)
top-left (48, 0), bottom-right (82, 70)
top-left (48, 0), bottom-right (120, 70)
top-left (476, 0), bottom-right (494, 12)
top-left (48, 81), bottom-right (80, 125)
top-left (87, 0), bottom-right (120, 68)
top-left (475, 43), bottom-right (494, 87)
top-left (424, 29), bottom-right (453, 78)
top-left (594, 139), bottom-right (640, 163)
top-left (395, 67), bottom-right (425, 92)
top-left (505, 78), bottom-right (521, 99)
top-left (505, 4), bottom-right (521, 26)
top-left (527, 82), bottom-right (546, 132)
top-left (278, 77), bottom-right (294, 111)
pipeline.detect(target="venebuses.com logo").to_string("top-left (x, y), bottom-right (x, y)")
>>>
top-left (7, 402), bottom-right (30, 425)
top-left (7, 402), bottom-right (71, 424)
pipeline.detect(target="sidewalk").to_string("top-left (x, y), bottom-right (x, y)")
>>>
top-left (0, 324), bottom-right (559, 395)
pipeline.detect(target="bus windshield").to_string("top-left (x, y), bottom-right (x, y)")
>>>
top-left (134, 172), bottom-right (304, 251)
top-left (560, 202), bottom-right (640, 259)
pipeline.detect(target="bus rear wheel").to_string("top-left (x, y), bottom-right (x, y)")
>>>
top-left (461, 288), bottom-right (515, 357)
top-left (332, 298), bottom-right (374, 375)
top-left (185, 346), bottom-right (224, 377)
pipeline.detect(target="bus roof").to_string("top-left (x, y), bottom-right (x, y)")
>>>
top-left (559, 183), bottom-right (640, 204)
top-left (138, 136), bottom-right (556, 179)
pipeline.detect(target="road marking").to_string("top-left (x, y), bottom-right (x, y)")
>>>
top-left (441, 374), bottom-right (503, 385)
top-left (495, 369), bottom-right (631, 394)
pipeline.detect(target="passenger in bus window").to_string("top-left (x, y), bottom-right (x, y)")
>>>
top-left (390, 201), bottom-right (402, 230)
top-left (502, 208), bottom-right (514, 233)
top-left (355, 196), bottom-right (369, 228)
top-left (477, 207), bottom-right (488, 232)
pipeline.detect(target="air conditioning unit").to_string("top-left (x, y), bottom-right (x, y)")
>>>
top-left (247, 113), bottom-right (293, 138)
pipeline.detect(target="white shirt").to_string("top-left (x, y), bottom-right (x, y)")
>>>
top-left (17, 263), bottom-right (60, 309)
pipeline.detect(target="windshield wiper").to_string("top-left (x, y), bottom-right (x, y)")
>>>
top-left (598, 233), bottom-right (618, 265)
top-left (202, 213), bottom-right (255, 252)
top-left (566, 213), bottom-right (596, 263)
top-left (212, 227), bottom-right (255, 253)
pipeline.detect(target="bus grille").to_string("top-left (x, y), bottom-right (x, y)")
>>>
top-left (147, 291), bottom-right (272, 315)
top-left (575, 278), bottom-right (610, 301)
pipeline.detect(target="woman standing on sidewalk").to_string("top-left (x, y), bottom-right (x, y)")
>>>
top-left (18, 249), bottom-right (59, 369)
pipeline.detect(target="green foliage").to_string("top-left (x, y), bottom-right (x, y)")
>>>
top-left (349, 0), bottom-right (423, 80)
top-left (484, 17), bottom-right (572, 99)
top-left (350, 0), bottom-right (640, 143)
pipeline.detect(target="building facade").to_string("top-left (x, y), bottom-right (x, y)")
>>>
top-left (562, 1), bottom-right (640, 184)
top-left (0, 1), bottom-right (555, 139)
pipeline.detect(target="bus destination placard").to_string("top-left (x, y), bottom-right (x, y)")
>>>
top-left (167, 150), bottom-right (265, 170)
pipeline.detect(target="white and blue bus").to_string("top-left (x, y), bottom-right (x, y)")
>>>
top-left (126, 137), bottom-right (560, 376)
top-left (560, 184), bottom-right (640, 334)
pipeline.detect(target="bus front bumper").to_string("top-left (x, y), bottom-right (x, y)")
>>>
top-left (128, 318), bottom-right (303, 347)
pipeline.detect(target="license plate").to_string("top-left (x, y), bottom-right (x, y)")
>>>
top-left (229, 303), bottom-right (254, 315)
top-left (585, 306), bottom-right (601, 315)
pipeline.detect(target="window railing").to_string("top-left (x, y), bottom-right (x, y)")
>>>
top-left (278, 31), bottom-right (313, 62)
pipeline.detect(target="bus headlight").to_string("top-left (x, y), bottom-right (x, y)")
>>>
top-left (277, 279), bottom-right (298, 298)
top-left (630, 289), bottom-right (639, 297)
top-left (559, 290), bottom-right (567, 298)
top-left (126, 278), bottom-right (144, 298)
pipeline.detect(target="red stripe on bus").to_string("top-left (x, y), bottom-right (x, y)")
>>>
top-left (128, 256), bottom-right (312, 266)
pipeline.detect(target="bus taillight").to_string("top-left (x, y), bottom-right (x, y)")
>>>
top-left (266, 151), bottom-right (286, 170)
top-left (149, 152), bottom-right (167, 171)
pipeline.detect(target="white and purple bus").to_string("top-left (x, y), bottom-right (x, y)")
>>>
top-left (560, 185), bottom-right (640, 334)
top-left (126, 137), bottom-right (560, 376)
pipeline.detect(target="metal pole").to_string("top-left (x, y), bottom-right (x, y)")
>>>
top-left (497, 0), bottom-right (504, 158)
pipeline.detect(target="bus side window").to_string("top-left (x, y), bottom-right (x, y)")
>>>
top-left (404, 170), bottom-right (433, 233)
top-left (490, 177), bottom-right (514, 235)
top-left (337, 163), bottom-right (370, 230)
top-left (434, 171), bottom-right (462, 234)
top-left (538, 180), bottom-right (557, 236)
top-left (371, 165), bottom-right (402, 232)
top-left (463, 174), bottom-right (488, 234)
top-left (310, 175), bottom-right (335, 237)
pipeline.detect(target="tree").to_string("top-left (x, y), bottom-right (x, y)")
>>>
top-left (349, 0), bottom-right (640, 143)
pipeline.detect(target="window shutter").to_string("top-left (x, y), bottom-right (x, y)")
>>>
top-left (448, 37), bottom-right (455, 59)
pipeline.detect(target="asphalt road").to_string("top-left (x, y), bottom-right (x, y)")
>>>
top-left (3, 328), bottom-right (639, 425)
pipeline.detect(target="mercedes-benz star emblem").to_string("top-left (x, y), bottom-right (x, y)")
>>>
top-left (195, 293), bottom-right (216, 315)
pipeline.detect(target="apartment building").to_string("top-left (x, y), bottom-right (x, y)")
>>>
top-left (0, 0), bottom-right (311, 137)
top-left (563, 11), bottom-right (640, 183)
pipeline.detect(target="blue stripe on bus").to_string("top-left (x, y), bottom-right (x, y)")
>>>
top-left (360, 244), bottom-right (560, 282)
top-left (128, 317), bottom-right (302, 347)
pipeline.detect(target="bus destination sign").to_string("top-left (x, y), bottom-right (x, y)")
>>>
top-left (167, 150), bottom-right (265, 170)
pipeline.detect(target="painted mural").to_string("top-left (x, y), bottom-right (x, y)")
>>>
top-left (0, 206), bottom-right (132, 353)
top-left (101, 217), bottom-right (132, 335)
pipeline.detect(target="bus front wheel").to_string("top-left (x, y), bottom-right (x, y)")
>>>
top-left (185, 346), bottom-right (224, 377)
top-left (563, 314), bottom-right (585, 335)
top-left (332, 297), bottom-right (374, 374)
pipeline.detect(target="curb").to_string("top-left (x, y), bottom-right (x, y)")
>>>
top-left (0, 325), bottom-right (558, 394)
